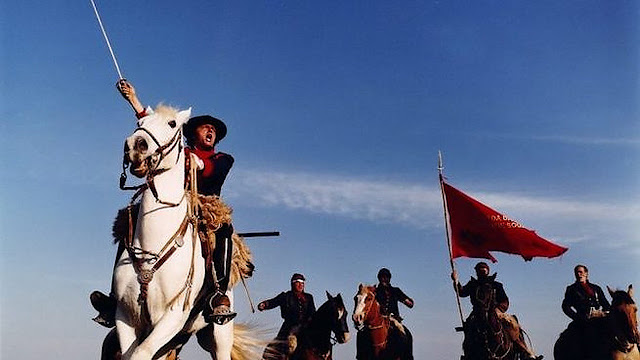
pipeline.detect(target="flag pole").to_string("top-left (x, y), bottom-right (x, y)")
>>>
top-left (438, 151), bottom-right (465, 327)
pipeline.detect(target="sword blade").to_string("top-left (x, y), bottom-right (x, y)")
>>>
top-left (90, 0), bottom-right (123, 79)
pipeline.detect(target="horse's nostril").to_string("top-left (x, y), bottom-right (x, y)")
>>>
top-left (135, 137), bottom-right (148, 152)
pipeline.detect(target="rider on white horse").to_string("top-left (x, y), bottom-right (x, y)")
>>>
top-left (90, 79), bottom-right (238, 327)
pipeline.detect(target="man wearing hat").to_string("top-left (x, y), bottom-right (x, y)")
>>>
top-left (375, 268), bottom-right (414, 320)
top-left (258, 273), bottom-right (316, 359)
top-left (452, 262), bottom-right (542, 360)
top-left (360, 268), bottom-right (414, 360)
top-left (90, 79), bottom-right (237, 326)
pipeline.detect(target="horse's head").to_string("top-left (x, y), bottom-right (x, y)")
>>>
top-left (352, 283), bottom-right (380, 330)
top-left (608, 284), bottom-right (639, 344)
top-left (124, 106), bottom-right (191, 178)
top-left (322, 291), bottom-right (350, 344)
top-left (475, 281), bottom-right (498, 320)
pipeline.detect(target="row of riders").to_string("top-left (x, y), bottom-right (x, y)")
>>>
top-left (451, 262), bottom-right (638, 360)
top-left (89, 80), bottom-right (638, 359)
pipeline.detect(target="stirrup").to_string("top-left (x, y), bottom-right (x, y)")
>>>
top-left (205, 292), bottom-right (237, 325)
top-left (211, 312), bottom-right (237, 325)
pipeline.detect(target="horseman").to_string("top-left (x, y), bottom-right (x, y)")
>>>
top-left (374, 268), bottom-right (414, 321)
top-left (90, 79), bottom-right (238, 327)
top-left (452, 262), bottom-right (543, 360)
top-left (561, 264), bottom-right (611, 347)
top-left (257, 273), bottom-right (316, 359)
top-left (365, 267), bottom-right (414, 360)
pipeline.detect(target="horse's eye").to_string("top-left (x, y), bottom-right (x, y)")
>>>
top-left (168, 120), bottom-right (177, 128)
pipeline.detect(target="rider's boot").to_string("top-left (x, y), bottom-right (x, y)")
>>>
top-left (203, 223), bottom-right (236, 325)
top-left (204, 290), bottom-right (237, 325)
top-left (90, 290), bottom-right (116, 328)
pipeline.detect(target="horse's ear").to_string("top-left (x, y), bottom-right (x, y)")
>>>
top-left (177, 107), bottom-right (192, 126)
top-left (326, 291), bottom-right (333, 300)
top-left (607, 285), bottom-right (616, 297)
top-left (628, 284), bottom-right (634, 298)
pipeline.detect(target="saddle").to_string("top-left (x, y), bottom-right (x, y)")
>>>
top-left (111, 195), bottom-right (254, 283)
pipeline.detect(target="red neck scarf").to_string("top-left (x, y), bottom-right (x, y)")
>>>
top-left (190, 147), bottom-right (216, 178)
top-left (580, 281), bottom-right (595, 297)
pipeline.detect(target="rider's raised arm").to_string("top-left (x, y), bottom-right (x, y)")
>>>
top-left (116, 79), bottom-right (147, 119)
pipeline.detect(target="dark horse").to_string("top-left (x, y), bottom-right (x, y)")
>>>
top-left (352, 284), bottom-right (413, 360)
top-left (290, 292), bottom-right (350, 360)
top-left (554, 285), bottom-right (639, 360)
top-left (459, 281), bottom-right (519, 360)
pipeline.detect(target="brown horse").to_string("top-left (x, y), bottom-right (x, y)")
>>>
top-left (352, 284), bottom-right (412, 360)
top-left (554, 285), bottom-right (639, 360)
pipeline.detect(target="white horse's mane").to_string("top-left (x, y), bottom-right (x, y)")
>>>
top-left (152, 104), bottom-right (179, 118)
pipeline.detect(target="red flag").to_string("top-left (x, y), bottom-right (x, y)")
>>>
top-left (441, 176), bottom-right (567, 262)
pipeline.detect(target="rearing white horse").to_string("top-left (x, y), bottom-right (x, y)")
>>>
top-left (114, 105), bottom-right (237, 360)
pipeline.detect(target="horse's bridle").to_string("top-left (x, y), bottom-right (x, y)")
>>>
top-left (120, 124), bottom-right (184, 206)
top-left (119, 123), bottom-right (201, 309)
top-left (355, 290), bottom-right (391, 350)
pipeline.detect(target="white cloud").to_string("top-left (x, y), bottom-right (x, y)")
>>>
top-left (482, 133), bottom-right (640, 147)
top-left (528, 135), bottom-right (640, 146)
top-left (229, 168), bottom-right (640, 253)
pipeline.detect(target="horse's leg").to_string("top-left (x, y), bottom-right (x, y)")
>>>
top-left (196, 325), bottom-right (215, 355)
top-left (103, 328), bottom-right (122, 360)
top-left (128, 310), bottom-right (189, 360)
top-left (213, 290), bottom-right (234, 360)
top-left (116, 312), bottom-right (140, 360)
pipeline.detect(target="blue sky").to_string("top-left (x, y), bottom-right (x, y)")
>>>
top-left (1, 1), bottom-right (639, 359)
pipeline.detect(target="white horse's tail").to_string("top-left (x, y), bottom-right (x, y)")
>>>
top-left (231, 323), bottom-right (270, 360)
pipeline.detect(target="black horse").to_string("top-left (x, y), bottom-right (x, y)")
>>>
top-left (461, 282), bottom-right (519, 360)
top-left (288, 292), bottom-right (351, 360)
top-left (262, 291), bottom-right (350, 360)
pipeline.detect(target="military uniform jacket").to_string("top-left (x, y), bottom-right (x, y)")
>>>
top-left (262, 291), bottom-right (316, 337)
top-left (458, 275), bottom-right (509, 314)
top-left (186, 148), bottom-right (234, 196)
top-left (562, 281), bottom-right (610, 321)
top-left (375, 285), bottom-right (411, 318)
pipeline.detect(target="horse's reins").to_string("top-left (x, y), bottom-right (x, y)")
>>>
top-left (120, 123), bottom-right (200, 310)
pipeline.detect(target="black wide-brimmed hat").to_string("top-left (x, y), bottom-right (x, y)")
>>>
top-left (183, 115), bottom-right (227, 144)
